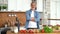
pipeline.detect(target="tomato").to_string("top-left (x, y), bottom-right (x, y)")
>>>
top-left (20, 30), bottom-right (34, 34)
top-left (20, 30), bottom-right (23, 33)
top-left (20, 30), bottom-right (27, 33)
top-left (41, 29), bottom-right (45, 33)
top-left (23, 30), bottom-right (27, 33)
top-left (28, 30), bottom-right (34, 34)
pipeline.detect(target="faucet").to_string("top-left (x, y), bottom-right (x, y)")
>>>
top-left (15, 17), bottom-right (20, 32)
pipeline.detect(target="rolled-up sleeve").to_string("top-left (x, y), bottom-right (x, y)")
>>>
top-left (26, 11), bottom-right (31, 21)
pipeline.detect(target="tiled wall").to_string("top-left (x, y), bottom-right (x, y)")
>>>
top-left (0, 12), bottom-right (26, 27)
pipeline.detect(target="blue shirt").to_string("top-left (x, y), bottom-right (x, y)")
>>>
top-left (25, 9), bottom-right (40, 29)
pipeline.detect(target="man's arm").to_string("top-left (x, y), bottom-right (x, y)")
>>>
top-left (26, 11), bottom-right (40, 22)
top-left (35, 12), bottom-right (40, 22)
top-left (26, 11), bottom-right (31, 21)
top-left (26, 11), bottom-right (35, 21)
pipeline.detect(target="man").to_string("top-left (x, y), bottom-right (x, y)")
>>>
top-left (25, 2), bottom-right (40, 29)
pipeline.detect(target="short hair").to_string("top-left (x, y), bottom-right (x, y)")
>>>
top-left (31, 2), bottom-right (37, 5)
top-left (31, 2), bottom-right (37, 10)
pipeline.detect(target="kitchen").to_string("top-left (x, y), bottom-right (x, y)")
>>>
top-left (0, 0), bottom-right (60, 34)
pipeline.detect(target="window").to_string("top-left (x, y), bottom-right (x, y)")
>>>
top-left (50, 0), bottom-right (60, 25)
top-left (0, 0), bottom-right (8, 11)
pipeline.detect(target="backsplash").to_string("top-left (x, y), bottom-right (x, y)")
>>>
top-left (0, 12), bottom-right (26, 27)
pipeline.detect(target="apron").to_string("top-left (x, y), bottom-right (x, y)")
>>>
top-left (28, 11), bottom-right (37, 28)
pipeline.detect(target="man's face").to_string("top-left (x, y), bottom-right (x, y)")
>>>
top-left (31, 3), bottom-right (36, 10)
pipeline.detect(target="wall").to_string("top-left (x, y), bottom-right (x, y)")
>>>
top-left (0, 11), bottom-right (43, 28)
top-left (0, 12), bottom-right (26, 27)
top-left (8, 0), bottom-right (31, 11)
top-left (8, 0), bottom-right (43, 12)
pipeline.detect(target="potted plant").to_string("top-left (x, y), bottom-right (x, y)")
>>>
top-left (3, 6), bottom-right (7, 11)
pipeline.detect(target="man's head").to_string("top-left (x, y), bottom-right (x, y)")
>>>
top-left (31, 2), bottom-right (37, 10)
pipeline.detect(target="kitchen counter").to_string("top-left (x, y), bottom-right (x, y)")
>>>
top-left (7, 30), bottom-right (60, 34)
top-left (0, 11), bottom-right (25, 13)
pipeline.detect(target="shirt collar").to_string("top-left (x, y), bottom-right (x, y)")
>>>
top-left (30, 9), bottom-right (36, 12)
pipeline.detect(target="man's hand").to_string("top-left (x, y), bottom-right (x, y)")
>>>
top-left (31, 17), bottom-right (35, 22)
